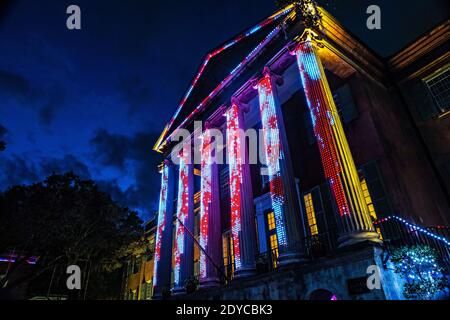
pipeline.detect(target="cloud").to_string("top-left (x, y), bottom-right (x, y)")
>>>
top-left (0, 154), bottom-right (91, 190)
top-left (89, 129), bottom-right (130, 169)
top-left (0, 69), bottom-right (64, 126)
top-left (90, 129), bottom-right (163, 219)
top-left (0, 69), bottom-right (35, 104)
top-left (0, 124), bottom-right (7, 138)
top-left (38, 86), bottom-right (65, 127)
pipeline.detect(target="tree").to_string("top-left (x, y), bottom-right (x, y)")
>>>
top-left (0, 172), bottom-right (144, 299)
top-left (390, 245), bottom-right (447, 300)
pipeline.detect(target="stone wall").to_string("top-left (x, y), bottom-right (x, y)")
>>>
top-left (181, 244), bottom-right (404, 300)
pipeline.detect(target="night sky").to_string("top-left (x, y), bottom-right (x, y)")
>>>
top-left (0, 0), bottom-right (448, 220)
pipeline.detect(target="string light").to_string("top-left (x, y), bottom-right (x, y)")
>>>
top-left (153, 164), bottom-right (170, 286)
top-left (173, 154), bottom-right (190, 287)
top-left (374, 216), bottom-right (450, 247)
top-left (226, 104), bottom-right (243, 270)
top-left (295, 41), bottom-right (350, 217)
top-left (155, 6), bottom-right (296, 152)
top-left (257, 75), bottom-right (287, 246)
top-left (199, 132), bottom-right (212, 279)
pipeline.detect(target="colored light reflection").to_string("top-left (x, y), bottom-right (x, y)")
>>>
top-left (226, 104), bottom-right (243, 269)
top-left (199, 132), bottom-right (213, 279)
top-left (153, 164), bottom-right (169, 286)
top-left (173, 155), bottom-right (190, 286)
top-left (257, 75), bottom-right (287, 246)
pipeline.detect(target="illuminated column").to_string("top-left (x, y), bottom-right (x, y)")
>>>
top-left (226, 101), bottom-right (257, 278)
top-left (152, 160), bottom-right (175, 298)
top-left (173, 150), bottom-right (195, 293)
top-left (199, 128), bottom-right (222, 287)
top-left (256, 70), bottom-right (306, 264)
top-left (294, 33), bottom-right (381, 247)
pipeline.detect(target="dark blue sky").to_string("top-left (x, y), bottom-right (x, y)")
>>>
top-left (0, 0), bottom-right (448, 220)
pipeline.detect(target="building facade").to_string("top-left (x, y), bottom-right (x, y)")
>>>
top-left (150, 2), bottom-right (450, 300)
top-left (122, 219), bottom-right (157, 300)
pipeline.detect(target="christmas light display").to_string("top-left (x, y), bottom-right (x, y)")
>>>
top-left (226, 104), bottom-right (243, 269)
top-left (295, 41), bottom-right (350, 217)
top-left (390, 245), bottom-right (447, 300)
top-left (199, 131), bottom-right (213, 279)
top-left (155, 7), bottom-right (296, 152)
top-left (257, 75), bottom-right (287, 246)
top-left (155, 5), bottom-right (294, 151)
top-left (173, 155), bottom-right (190, 287)
top-left (295, 36), bottom-right (375, 236)
top-left (152, 164), bottom-right (170, 286)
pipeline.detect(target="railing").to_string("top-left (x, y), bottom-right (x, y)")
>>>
top-left (374, 216), bottom-right (450, 272)
top-left (207, 216), bottom-right (450, 285)
top-left (302, 229), bottom-right (339, 259)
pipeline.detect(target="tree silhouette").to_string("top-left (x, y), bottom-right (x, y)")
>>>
top-left (0, 172), bottom-right (144, 299)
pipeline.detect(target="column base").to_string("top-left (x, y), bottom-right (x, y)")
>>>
top-left (233, 266), bottom-right (256, 280)
top-left (338, 230), bottom-right (382, 248)
top-left (172, 286), bottom-right (186, 295)
top-left (278, 251), bottom-right (307, 267)
top-left (152, 285), bottom-right (172, 300)
top-left (199, 277), bottom-right (220, 289)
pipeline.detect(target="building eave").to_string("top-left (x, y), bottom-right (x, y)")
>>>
top-left (388, 19), bottom-right (450, 82)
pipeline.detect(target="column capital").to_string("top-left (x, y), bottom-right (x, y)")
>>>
top-left (231, 97), bottom-right (250, 113)
top-left (289, 29), bottom-right (324, 55)
top-left (261, 67), bottom-right (284, 86)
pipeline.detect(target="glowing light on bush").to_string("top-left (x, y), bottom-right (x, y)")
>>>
top-left (199, 132), bottom-right (213, 279)
top-left (226, 104), bottom-right (243, 269)
top-left (257, 75), bottom-right (287, 246)
top-left (153, 165), bottom-right (169, 286)
top-left (173, 155), bottom-right (190, 287)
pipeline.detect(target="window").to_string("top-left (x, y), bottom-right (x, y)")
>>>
top-left (222, 231), bottom-right (234, 280)
top-left (332, 84), bottom-right (359, 124)
top-left (360, 177), bottom-right (382, 240)
top-left (424, 66), bottom-right (450, 113)
top-left (360, 178), bottom-right (377, 221)
top-left (304, 193), bottom-right (318, 236)
top-left (133, 256), bottom-right (141, 274)
top-left (359, 161), bottom-right (392, 217)
top-left (265, 211), bottom-right (279, 268)
top-left (194, 260), bottom-right (200, 279)
top-left (267, 211), bottom-right (276, 231)
top-left (194, 224), bottom-right (200, 279)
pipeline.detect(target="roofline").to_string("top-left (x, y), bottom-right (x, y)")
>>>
top-left (153, 4), bottom-right (295, 153)
top-left (388, 18), bottom-right (450, 75)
